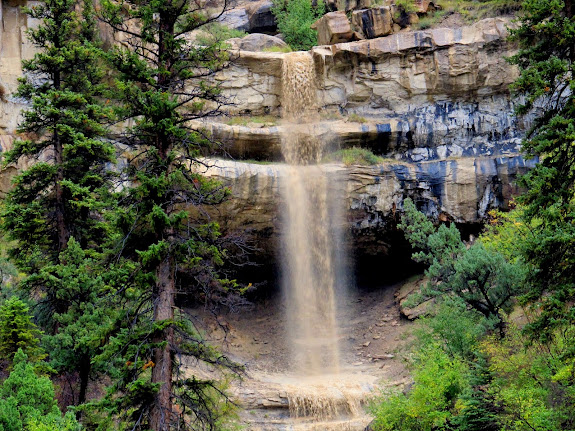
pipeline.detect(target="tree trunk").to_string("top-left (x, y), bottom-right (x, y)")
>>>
top-left (77, 354), bottom-right (91, 417)
top-left (52, 69), bottom-right (68, 254)
top-left (150, 4), bottom-right (178, 429)
top-left (150, 251), bottom-right (175, 431)
top-left (54, 137), bottom-right (68, 253)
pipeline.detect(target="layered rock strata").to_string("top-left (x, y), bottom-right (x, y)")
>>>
top-left (214, 18), bottom-right (527, 163)
top-left (201, 155), bottom-right (535, 256)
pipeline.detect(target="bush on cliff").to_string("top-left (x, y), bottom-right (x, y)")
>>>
top-left (272, 0), bottom-right (325, 50)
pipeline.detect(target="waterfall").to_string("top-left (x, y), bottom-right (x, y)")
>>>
top-left (280, 52), bottom-right (344, 376)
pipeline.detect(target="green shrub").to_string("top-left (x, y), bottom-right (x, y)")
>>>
top-left (0, 297), bottom-right (45, 364)
top-left (394, 0), bottom-right (417, 14)
top-left (272, 0), bottom-right (325, 51)
top-left (0, 350), bottom-right (80, 431)
top-left (434, 0), bottom-right (520, 22)
top-left (414, 10), bottom-right (447, 29)
top-left (196, 22), bottom-right (246, 46)
top-left (370, 343), bottom-right (468, 431)
top-left (324, 147), bottom-right (384, 166)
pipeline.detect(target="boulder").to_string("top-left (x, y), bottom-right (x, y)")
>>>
top-left (246, 0), bottom-right (277, 33)
top-left (351, 7), bottom-right (393, 39)
top-left (395, 277), bottom-right (433, 320)
top-left (230, 33), bottom-right (288, 52)
top-left (311, 11), bottom-right (353, 46)
top-left (217, 7), bottom-right (250, 32)
top-left (415, 0), bottom-right (436, 13)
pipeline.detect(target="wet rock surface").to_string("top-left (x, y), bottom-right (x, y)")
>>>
top-left (197, 154), bottom-right (534, 275)
top-left (202, 154), bottom-right (534, 236)
top-left (213, 18), bottom-right (529, 164)
top-left (188, 280), bottom-right (412, 430)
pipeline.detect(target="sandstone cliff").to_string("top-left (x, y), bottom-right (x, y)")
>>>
top-left (213, 18), bottom-right (528, 163)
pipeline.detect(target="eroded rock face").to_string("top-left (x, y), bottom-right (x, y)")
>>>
top-left (325, 0), bottom-right (375, 12)
top-left (0, 0), bottom-right (35, 135)
top-left (201, 155), bottom-right (536, 256)
top-left (246, 0), bottom-right (276, 34)
top-left (215, 18), bottom-right (529, 163)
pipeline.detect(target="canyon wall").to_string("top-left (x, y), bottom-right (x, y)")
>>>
top-left (0, 9), bottom-right (533, 264)
top-left (214, 18), bottom-right (528, 163)
top-left (202, 154), bottom-right (534, 261)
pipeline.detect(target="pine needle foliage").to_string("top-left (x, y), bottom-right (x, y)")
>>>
top-left (0, 297), bottom-right (45, 365)
top-left (399, 198), bottom-right (525, 336)
top-left (97, 1), bottom-right (242, 429)
top-left (0, 0), bottom-right (116, 407)
top-left (507, 0), bottom-right (575, 345)
top-left (0, 349), bottom-right (81, 431)
top-left (1, 0), bottom-right (115, 276)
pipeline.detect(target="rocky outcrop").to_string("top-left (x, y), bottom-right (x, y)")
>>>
top-left (325, 0), bottom-right (374, 12)
top-left (204, 113), bottom-right (523, 162)
top-left (228, 33), bottom-right (288, 52)
top-left (217, 0), bottom-right (276, 34)
top-left (395, 276), bottom-right (433, 319)
top-left (214, 18), bottom-right (528, 163)
top-left (312, 11), bottom-right (355, 46)
top-left (246, 0), bottom-right (276, 34)
top-left (351, 7), bottom-right (394, 40)
top-left (201, 155), bottom-right (536, 256)
top-left (0, 0), bottom-right (35, 135)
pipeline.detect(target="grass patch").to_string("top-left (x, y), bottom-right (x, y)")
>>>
top-left (347, 113), bottom-right (368, 123)
top-left (422, 0), bottom-right (520, 27)
top-left (323, 147), bottom-right (385, 166)
top-left (414, 9), bottom-right (448, 29)
top-left (320, 111), bottom-right (344, 121)
top-left (263, 45), bottom-right (293, 53)
top-left (225, 115), bottom-right (279, 126)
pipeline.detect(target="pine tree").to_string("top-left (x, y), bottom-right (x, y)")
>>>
top-left (399, 198), bottom-right (525, 336)
top-left (33, 238), bottom-right (119, 406)
top-left (0, 297), bottom-right (45, 364)
top-left (507, 0), bottom-right (575, 343)
top-left (1, 0), bottom-right (114, 279)
top-left (453, 355), bottom-right (501, 431)
top-left (97, 1), bottom-right (241, 429)
top-left (0, 0), bottom-right (117, 406)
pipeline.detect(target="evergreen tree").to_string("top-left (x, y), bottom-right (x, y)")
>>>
top-left (98, 1), bottom-right (241, 429)
top-left (1, 0), bottom-right (114, 278)
top-left (507, 0), bottom-right (575, 344)
top-left (0, 297), bottom-right (45, 364)
top-left (399, 198), bottom-right (525, 336)
top-left (0, 0), bottom-right (116, 406)
top-left (32, 238), bottom-right (119, 405)
top-left (453, 355), bottom-right (501, 431)
top-left (0, 349), bottom-right (81, 431)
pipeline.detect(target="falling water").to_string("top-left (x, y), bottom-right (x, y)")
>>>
top-left (280, 52), bottom-right (344, 376)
